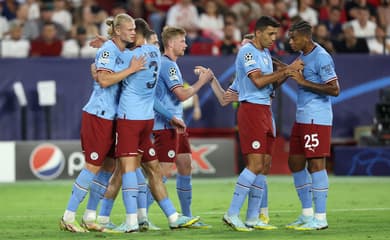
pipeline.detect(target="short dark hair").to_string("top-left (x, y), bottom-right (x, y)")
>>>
top-left (289, 20), bottom-right (312, 37)
top-left (135, 18), bottom-right (150, 37)
top-left (255, 16), bottom-right (280, 31)
top-left (145, 29), bottom-right (156, 42)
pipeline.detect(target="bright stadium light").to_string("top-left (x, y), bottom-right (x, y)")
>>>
top-left (13, 81), bottom-right (27, 107)
top-left (37, 80), bottom-right (57, 139)
top-left (37, 80), bottom-right (56, 106)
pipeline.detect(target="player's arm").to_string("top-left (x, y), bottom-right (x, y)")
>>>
top-left (272, 57), bottom-right (289, 89)
top-left (153, 100), bottom-right (186, 132)
top-left (249, 58), bottom-right (304, 89)
top-left (97, 56), bottom-right (146, 88)
top-left (192, 94), bottom-right (202, 120)
top-left (209, 77), bottom-right (238, 106)
top-left (290, 71), bottom-right (340, 96)
top-left (173, 68), bottom-right (214, 101)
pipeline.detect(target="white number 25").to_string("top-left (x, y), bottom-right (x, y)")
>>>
top-left (304, 133), bottom-right (319, 149)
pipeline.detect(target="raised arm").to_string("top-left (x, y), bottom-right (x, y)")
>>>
top-left (249, 58), bottom-right (304, 89)
top-left (97, 55), bottom-right (146, 88)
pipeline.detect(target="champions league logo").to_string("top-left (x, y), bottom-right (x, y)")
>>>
top-left (29, 143), bottom-right (65, 180)
top-left (98, 51), bottom-right (110, 65)
top-left (244, 52), bottom-right (256, 66)
top-left (168, 67), bottom-right (179, 81)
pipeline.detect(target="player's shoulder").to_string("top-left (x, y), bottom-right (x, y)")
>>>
top-left (161, 55), bottom-right (177, 68)
top-left (313, 42), bottom-right (333, 58)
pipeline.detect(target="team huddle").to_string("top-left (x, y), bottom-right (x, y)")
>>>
top-left (59, 13), bottom-right (340, 234)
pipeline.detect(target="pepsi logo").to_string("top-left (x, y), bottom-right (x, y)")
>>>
top-left (29, 143), bottom-right (65, 180)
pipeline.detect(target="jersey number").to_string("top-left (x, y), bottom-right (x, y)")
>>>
top-left (304, 133), bottom-right (319, 150)
top-left (147, 61), bottom-right (158, 89)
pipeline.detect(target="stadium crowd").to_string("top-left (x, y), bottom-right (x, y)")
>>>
top-left (0, 0), bottom-right (389, 57)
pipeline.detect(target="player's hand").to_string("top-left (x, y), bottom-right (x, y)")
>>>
top-left (90, 63), bottom-right (98, 81)
top-left (223, 91), bottom-right (238, 103)
top-left (289, 70), bottom-right (305, 85)
top-left (194, 65), bottom-right (207, 75)
top-left (170, 117), bottom-right (186, 134)
top-left (89, 34), bottom-right (108, 48)
top-left (199, 68), bottom-right (215, 83)
top-left (288, 58), bottom-right (304, 72)
top-left (129, 55), bottom-right (147, 74)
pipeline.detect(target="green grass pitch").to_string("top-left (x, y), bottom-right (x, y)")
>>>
top-left (1, 176), bottom-right (390, 240)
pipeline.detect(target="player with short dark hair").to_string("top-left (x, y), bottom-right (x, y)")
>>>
top-left (285, 20), bottom-right (340, 231)
top-left (222, 16), bottom-right (304, 231)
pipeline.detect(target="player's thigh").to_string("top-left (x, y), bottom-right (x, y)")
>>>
top-left (153, 129), bottom-right (178, 163)
top-left (80, 112), bottom-right (115, 167)
top-left (237, 103), bottom-right (273, 155)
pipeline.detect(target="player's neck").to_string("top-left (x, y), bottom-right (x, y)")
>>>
top-left (112, 37), bottom-right (127, 51)
top-left (164, 51), bottom-right (178, 61)
top-left (253, 39), bottom-right (265, 50)
top-left (302, 40), bottom-right (315, 55)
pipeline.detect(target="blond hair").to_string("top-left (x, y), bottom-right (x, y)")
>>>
top-left (161, 26), bottom-right (186, 48)
top-left (105, 13), bottom-right (134, 37)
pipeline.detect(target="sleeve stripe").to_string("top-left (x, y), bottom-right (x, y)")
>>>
top-left (325, 77), bottom-right (338, 83)
top-left (247, 68), bottom-right (260, 76)
top-left (97, 68), bottom-right (114, 73)
top-left (170, 84), bottom-right (183, 91)
top-left (227, 88), bottom-right (238, 94)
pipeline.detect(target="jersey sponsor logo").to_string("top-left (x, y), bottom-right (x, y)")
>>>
top-left (168, 149), bottom-right (176, 158)
top-left (252, 140), bottom-right (261, 150)
top-left (168, 67), bottom-right (179, 81)
top-left (98, 51), bottom-right (110, 65)
top-left (244, 52), bottom-right (256, 66)
top-left (90, 152), bottom-right (99, 161)
top-left (29, 143), bottom-right (65, 180)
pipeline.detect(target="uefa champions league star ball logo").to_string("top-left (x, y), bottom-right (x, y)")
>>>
top-left (29, 143), bottom-right (65, 180)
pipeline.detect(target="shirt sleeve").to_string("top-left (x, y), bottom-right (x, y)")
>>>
top-left (317, 53), bottom-right (338, 83)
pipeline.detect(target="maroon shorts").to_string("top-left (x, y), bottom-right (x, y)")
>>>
top-left (237, 102), bottom-right (275, 155)
top-left (80, 112), bottom-right (115, 166)
top-left (153, 129), bottom-right (191, 163)
top-left (116, 119), bottom-right (158, 162)
top-left (289, 122), bottom-right (332, 158)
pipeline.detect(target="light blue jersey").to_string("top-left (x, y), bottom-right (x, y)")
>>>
top-left (153, 55), bottom-right (184, 130)
top-left (229, 78), bottom-right (276, 137)
top-left (117, 44), bottom-right (161, 120)
top-left (82, 40), bottom-right (123, 120)
top-left (296, 43), bottom-right (338, 126)
top-left (235, 43), bottom-right (274, 105)
top-left (228, 79), bottom-right (239, 93)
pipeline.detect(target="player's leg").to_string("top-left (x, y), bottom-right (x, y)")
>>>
top-left (82, 157), bottom-right (116, 231)
top-left (113, 119), bottom-right (141, 233)
top-left (224, 103), bottom-right (269, 232)
top-left (142, 159), bottom-right (200, 229)
top-left (60, 112), bottom-right (113, 232)
top-left (295, 157), bottom-right (329, 230)
top-left (244, 153), bottom-right (276, 230)
top-left (176, 151), bottom-right (211, 229)
top-left (295, 124), bottom-right (331, 230)
top-left (97, 160), bottom-right (122, 230)
top-left (143, 128), bottom-right (200, 229)
top-left (285, 122), bottom-right (313, 229)
top-left (259, 154), bottom-right (271, 224)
